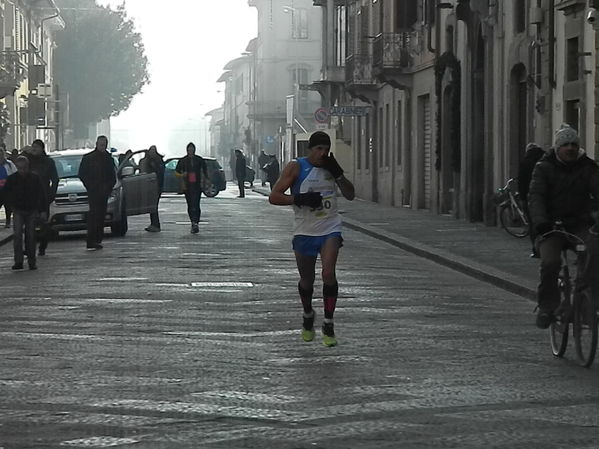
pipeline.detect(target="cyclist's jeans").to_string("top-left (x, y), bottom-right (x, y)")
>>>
top-left (538, 227), bottom-right (595, 311)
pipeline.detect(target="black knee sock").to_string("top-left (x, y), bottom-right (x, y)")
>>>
top-left (323, 282), bottom-right (338, 321)
top-left (298, 282), bottom-right (313, 314)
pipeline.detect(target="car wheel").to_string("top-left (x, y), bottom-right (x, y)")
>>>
top-left (111, 208), bottom-right (128, 237)
top-left (203, 184), bottom-right (219, 197)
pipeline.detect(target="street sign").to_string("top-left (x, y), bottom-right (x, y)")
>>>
top-left (36, 83), bottom-right (52, 98)
top-left (314, 107), bottom-right (330, 124)
top-left (330, 106), bottom-right (370, 117)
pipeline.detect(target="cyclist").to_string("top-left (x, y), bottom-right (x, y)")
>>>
top-left (529, 125), bottom-right (599, 328)
top-left (269, 131), bottom-right (355, 346)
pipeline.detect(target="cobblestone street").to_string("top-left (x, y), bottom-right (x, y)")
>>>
top-left (1, 186), bottom-right (599, 448)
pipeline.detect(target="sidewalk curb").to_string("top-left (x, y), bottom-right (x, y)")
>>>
top-left (342, 218), bottom-right (536, 302)
top-left (0, 233), bottom-right (12, 247)
top-left (253, 186), bottom-right (536, 302)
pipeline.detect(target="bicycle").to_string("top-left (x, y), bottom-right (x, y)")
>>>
top-left (545, 222), bottom-right (598, 367)
top-left (494, 178), bottom-right (529, 238)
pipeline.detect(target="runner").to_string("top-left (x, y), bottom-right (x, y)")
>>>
top-left (269, 131), bottom-right (355, 346)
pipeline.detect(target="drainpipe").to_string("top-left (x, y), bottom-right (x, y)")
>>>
top-left (549, 0), bottom-right (556, 88)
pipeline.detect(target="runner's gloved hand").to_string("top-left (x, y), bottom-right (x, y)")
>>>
top-left (294, 191), bottom-right (323, 209)
top-left (322, 153), bottom-right (344, 179)
top-left (536, 222), bottom-right (553, 236)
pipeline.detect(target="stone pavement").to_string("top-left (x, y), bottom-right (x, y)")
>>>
top-left (253, 185), bottom-right (538, 301)
top-left (0, 184), bottom-right (538, 302)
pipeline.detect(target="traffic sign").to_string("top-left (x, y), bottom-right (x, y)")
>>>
top-left (314, 107), bottom-right (330, 124)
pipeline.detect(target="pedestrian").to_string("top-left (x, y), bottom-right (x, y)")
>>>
top-left (269, 131), bottom-right (355, 347)
top-left (78, 136), bottom-right (116, 251)
top-left (24, 139), bottom-right (58, 256)
top-left (175, 142), bottom-right (208, 234)
top-left (118, 149), bottom-right (137, 170)
top-left (229, 149), bottom-right (237, 182)
top-left (4, 156), bottom-right (46, 270)
top-left (258, 149), bottom-right (269, 186)
top-left (264, 154), bottom-right (280, 191)
top-left (9, 149), bottom-right (19, 162)
top-left (517, 142), bottom-right (546, 258)
top-left (0, 146), bottom-right (17, 228)
top-left (139, 145), bottom-right (165, 232)
top-left (235, 149), bottom-right (247, 198)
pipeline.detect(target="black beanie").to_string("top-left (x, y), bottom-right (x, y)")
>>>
top-left (308, 131), bottom-right (331, 149)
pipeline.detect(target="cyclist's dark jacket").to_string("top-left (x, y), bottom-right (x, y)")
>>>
top-left (528, 148), bottom-right (599, 230)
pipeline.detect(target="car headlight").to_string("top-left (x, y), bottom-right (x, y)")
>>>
top-left (108, 188), bottom-right (119, 202)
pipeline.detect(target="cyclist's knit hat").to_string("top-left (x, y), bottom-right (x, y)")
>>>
top-left (309, 131), bottom-right (331, 149)
top-left (554, 125), bottom-right (579, 148)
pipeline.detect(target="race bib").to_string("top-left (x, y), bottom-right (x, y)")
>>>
top-left (188, 172), bottom-right (197, 183)
top-left (311, 191), bottom-right (337, 219)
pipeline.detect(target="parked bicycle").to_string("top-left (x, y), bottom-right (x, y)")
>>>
top-left (494, 178), bottom-right (529, 238)
top-left (546, 221), bottom-right (598, 367)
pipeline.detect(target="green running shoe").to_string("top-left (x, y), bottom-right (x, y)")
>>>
top-left (322, 322), bottom-right (337, 347)
top-left (302, 310), bottom-right (315, 342)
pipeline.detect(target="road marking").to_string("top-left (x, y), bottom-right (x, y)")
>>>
top-left (60, 436), bottom-right (140, 447)
top-left (190, 282), bottom-right (254, 288)
top-left (96, 277), bottom-right (149, 281)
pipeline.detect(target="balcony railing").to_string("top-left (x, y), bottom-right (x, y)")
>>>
top-left (345, 54), bottom-right (374, 86)
top-left (0, 51), bottom-right (27, 95)
top-left (373, 32), bottom-right (412, 70)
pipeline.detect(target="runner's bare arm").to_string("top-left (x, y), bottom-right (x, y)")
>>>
top-left (269, 161), bottom-right (300, 206)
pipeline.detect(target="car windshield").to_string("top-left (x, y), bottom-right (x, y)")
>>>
top-left (52, 155), bottom-right (84, 178)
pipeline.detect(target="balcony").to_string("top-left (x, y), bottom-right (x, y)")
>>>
top-left (345, 54), bottom-right (375, 88)
top-left (555, 0), bottom-right (585, 14)
top-left (0, 51), bottom-right (27, 98)
top-left (373, 32), bottom-right (412, 73)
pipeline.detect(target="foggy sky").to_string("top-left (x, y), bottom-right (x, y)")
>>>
top-left (97, 0), bottom-right (257, 157)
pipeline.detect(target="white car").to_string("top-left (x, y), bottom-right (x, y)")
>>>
top-left (48, 149), bottom-right (158, 237)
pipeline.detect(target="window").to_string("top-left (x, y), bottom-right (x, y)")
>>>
top-left (292, 8), bottom-right (308, 39)
top-left (335, 5), bottom-right (347, 66)
top-left (365, 116), bottom-right (370, 170)
top-left (565, 100), bottom-right (580, 131)
top-left (357, 116), bottom-right (362, 170)
top-left (397, 100), bottom-right (402, 166)
top-left (385, 103), bottom-right (390, 167)
top-left (290, 67), bottom-right (309, 110)
top-left (395, 0), bottom-right (417, 31)
top-left (566, 37), bottom-right (579, 82)
top-left (514, 0), bottom-right (526, 34)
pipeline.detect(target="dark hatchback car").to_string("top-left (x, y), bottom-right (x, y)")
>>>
top-left (163, 157), bottom-right (226, 197)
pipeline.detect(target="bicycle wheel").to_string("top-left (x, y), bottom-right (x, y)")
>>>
top-left (550, 275), bottom-right (570, 357)
top-left (573, 287), bottom-right (598, 367)
top-left (499, 203), bottom-right (528, 238)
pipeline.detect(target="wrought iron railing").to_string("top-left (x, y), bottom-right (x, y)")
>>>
top-left (373, 32), bottom-right (412, 69)
top-left (0, 51), bottom-right (27, 87)
top-left (345, 54), bottom-right (374, 86)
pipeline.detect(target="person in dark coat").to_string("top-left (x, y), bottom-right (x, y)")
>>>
top-left (258, 149), bottom-right (269, 186)
top-left (175, 142), bottom-right (208, 234)
top-left (517, 142), bottom-right (546, 257)
top-left (264, 154), bottom-right (280, 191)
top-left (235, 149), bottom-right (247, 198)
top-left (0, 146), bottom-right (16, 228)
top-left (78, 135), bottom-right (116, 251)
top-left (139, 145), bottom-right (165, 232)
top-left (4, 156), bottom-right (46, 270)
top-left (528, 125), bottom-right (599, 329)
top-left (25, 139), bottom-right (58, 256)
top-left (229, 148), bottom-right (237, 182)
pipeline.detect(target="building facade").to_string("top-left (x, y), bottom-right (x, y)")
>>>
top-left (0, 0), bottom-right (64, 151)
top-left (314, 0), bottom-right (599, 224)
